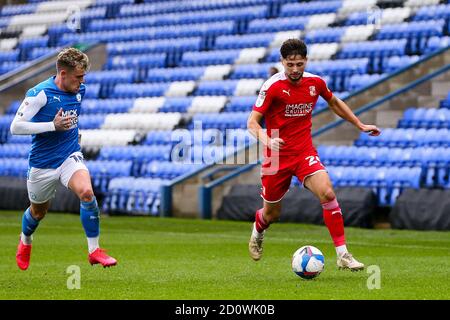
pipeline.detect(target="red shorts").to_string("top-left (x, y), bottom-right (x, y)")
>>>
top-left (260, 150), bottom-right (327, 203)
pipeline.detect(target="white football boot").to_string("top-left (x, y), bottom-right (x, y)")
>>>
top-left (248, 223), bottom-right (264, 261)
top-left (337, 252), bottom-right (365, 271)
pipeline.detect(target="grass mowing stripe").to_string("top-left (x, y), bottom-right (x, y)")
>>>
top-left (1, 211), bottom-right (449, 300)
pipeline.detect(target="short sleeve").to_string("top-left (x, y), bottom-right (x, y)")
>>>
top-left (25, 87), bottom-right (42, 98)
top-left (318, 77), bottom-right (333, 101)
top-left (252, 82), bottom-right (275, 115)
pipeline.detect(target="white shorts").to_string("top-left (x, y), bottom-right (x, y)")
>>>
top-left (27, 151), bottom-right (89, 204)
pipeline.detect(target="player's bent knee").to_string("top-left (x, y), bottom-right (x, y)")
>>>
top-left (321, 189), bottom-right (336, 203)
top-left (30, 207), bottom-right (47, 220)
top-left (79, 188), bottom-right (95, 202)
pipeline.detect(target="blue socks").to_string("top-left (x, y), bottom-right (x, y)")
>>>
top-left (22, 207), bottom-right (40, 237)
top-left (80, 197), bottom-right (100, 238)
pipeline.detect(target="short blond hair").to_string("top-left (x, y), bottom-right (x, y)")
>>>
top-left (56, 47), bottom-right (90, 73)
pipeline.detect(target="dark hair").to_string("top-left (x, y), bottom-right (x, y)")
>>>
top-left (280, 39), bottom-right (307, 59)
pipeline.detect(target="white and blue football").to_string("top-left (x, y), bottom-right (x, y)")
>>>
top-left (292, 245), bottom-right (325, 280)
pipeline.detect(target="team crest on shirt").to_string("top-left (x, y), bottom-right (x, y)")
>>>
top-left (255, 90), bottom-right (266, 108)
top-left (309, 86), bottom-right (317, 96)
top-left (76, 93), bottom-right (81, 102)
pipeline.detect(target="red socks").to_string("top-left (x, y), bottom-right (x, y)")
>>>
top-left (254, 199), bottom-right (345, 248)
top-left (322, 198), bottom-right (346, 247)
top-left (255, 208), bottom-right (269, 233)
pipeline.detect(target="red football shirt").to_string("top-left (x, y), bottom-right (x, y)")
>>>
top-left (252, 71), bottom-right (333, 156)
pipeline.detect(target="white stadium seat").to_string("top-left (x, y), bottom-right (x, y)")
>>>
top-left (234, 79), bottom-right (264, 96)
top-left (381, 8), bottom-right (411, 25)
top-left (341, 25), bottom-right (375, 42)
top-left (165, 81), bottom-right (196, 97)
top-left (79, 129), bottom-right (137, 147)
top-left (271, 31), bottom-right (302, 48)
top-left (235, 47), bottom-right (266, 65)
top-left (0, 39), bottom-right (18, 51)
top-left (130, 97), bottom-right (165, 113)
top-left (339, 0), bottom-right (377, 16)
top-left (201, 64), bottom-right (232, 81)
top-left (306, 13), bottom-right (337, 31)
top-left (188, 96), bottom-right (227, 113)
top-left (102, 113), bottom-right (181, 130)
top-left (36, 0), bottom-right (93, 13)
top-left (308, 43), bottom-right (339, 60)
top-left (405, 0), bottom-right (440, 8)
top-left (20, 25), bottom-right (48, 39)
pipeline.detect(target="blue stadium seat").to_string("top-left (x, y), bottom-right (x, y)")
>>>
top-left (194, 80), bottom-right (238, 96)
top-left (305, 27), bottom-right (346, 44)
top-left (0, 115), bottom-right (15, 143)
top-left (229, 63), bottom-right (273, 79)
top-left (86, 160), bottom-right (132, 193)
top-left (337, 40), bottom-right (407, 59)
top-left (111, 83), bottom-right (169, 98)
top-left (5, 100), bottom-right (21, 115)
top-left (105, 53), bottom-right (166, 71)
top-left (280, 1), bottom-right (341, 17)
top-left (7, 135), bottom-right (32, 144)
top-left (180, 49), bottom-right (240, 67)
top-left (98, 145), bottom-right (172, 176)
top-left (345, 11), bottom-right (369, 26)
top-left (1, 3), bottom-right (36, 16)
top-left (28, 47), bottom-right (58, 61)
top-left (441, 91), bottom-right (450, 108)
top-left (84, 84), bottom-right (101, 99)
top-left (145, 66), bottom-right (205, 83)
top-left (119, 1), bottom-right (269, 18)
top-left (214, 33), bottom-right (274, 50)
top-left (0, 144), bottom-right (29, 158)
top-left (78, 114), bottom-right (106, 129)
top-left (0, 49), bottom-right (19, 62)
top-left (383, 55), bottom-right (420, 73)
top-left (85, 70), bottom-right (135, 85)
top-left (81, 98), bottom-right (134, 114)
top-left (224, 96), bottom-right (255, 112)
top-left (144, 130), bottom-right (174, 145)
top-left (375, 20), bottom-right (445, 41)
top-left (347, 73), bottom-right (384, 91)
top-left (190, 112), bottom-right (248, 130)
top-left (413, 4), bottom-right (450, 21)
top-left (401, 108), bottom-right (450, 129)
top-left (89, 16), bottom-right (156, 32)
top-left (140, 160), bottom-right (203, 180)
top-left (160, 97), bottom-right (193, 113)
top-left (247, 16), bottom-right (308, 33)
top-left (107, 37), bottom-right (202, 56)
top-left (0, 158), bottom-right (28, 178)
top-left (104, 177), bottom-right (167, 215)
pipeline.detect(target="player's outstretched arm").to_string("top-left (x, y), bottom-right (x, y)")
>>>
top-left (327, 95), bottom-right (381, 136)
top-left (247, 110), bottom-right (285, 151)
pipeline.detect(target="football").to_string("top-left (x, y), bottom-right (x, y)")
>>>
top-left (291, 245), bottom-right (325, 280)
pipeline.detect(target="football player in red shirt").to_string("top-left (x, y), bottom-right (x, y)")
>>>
top-left (247, 39), bottom-right (381, 270)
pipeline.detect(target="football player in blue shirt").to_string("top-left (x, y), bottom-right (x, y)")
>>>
top-left (10, 47), bottom-right (117, 270)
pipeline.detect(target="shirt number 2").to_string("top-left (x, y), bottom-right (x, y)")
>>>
top-left (305, 156), bottom-right (321, 166)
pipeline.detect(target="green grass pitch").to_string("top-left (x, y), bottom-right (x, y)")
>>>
top-left (0, 211), bottom-right (449, 300)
